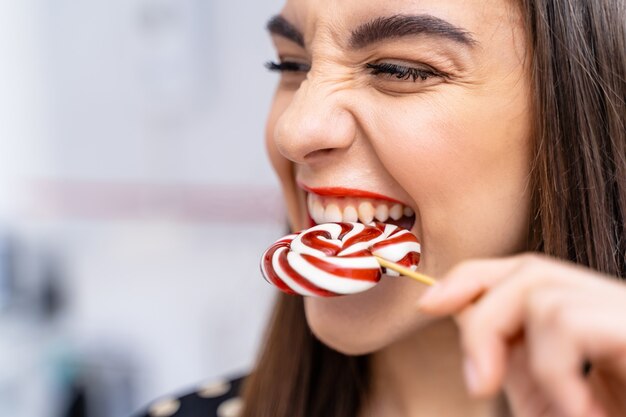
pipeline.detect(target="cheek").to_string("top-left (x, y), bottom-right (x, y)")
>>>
top-left (266, 90), bottom-right (303, 231)
top-left (369, 86), bottom-right (533, 270)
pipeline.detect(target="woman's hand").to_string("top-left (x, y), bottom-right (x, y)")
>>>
top-left (418, 254), bottom-right (626, 417)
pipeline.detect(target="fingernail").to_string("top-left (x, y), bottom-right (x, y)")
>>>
top-left (463, 357), bottom-right (481, 395)
top-left (418, 283), bottom-right (443, 307)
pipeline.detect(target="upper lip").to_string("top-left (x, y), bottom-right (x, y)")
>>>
top-left (298, 182), bottom-right (407, 205)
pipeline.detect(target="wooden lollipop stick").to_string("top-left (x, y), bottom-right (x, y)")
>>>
top-left (374, 256), bottom-right (437, 286)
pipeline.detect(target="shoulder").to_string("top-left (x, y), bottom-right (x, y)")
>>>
top-left (133, 374), bottom-right (246, 417)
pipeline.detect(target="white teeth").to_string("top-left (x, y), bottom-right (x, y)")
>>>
top-left (324, 204), bottom-right (342, 223)
top-left (374, 205), bottom-right (389, 222)
top-left (358, 202), bottom-right (375, 224)
top-left (307, 193), bottom-right (413, 225)
top-left (343, 206), bottom-right (359, 222)
top-left (312, 199), bottom-right (325, 224)
top-left (389, 204), bottom-right (403, 220)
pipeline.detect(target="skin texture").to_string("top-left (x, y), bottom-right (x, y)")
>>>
top-left (265, 0), bottom-right (626, 416)
top-left (267, 0), bottom-right (532, 355)
top-left (419, 255), bottom-right (626, 417)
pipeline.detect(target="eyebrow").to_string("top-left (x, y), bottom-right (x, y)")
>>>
top-left (266, 15), bottom-right (305, 47)
top-left (266, 14), bottom-right (476, 50)
top-left (350, 14), bottom-right (476, 49)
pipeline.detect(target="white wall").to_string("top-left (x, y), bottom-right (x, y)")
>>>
top-left (43, 0), bottom-right (282, 185)
top-left (0, 0), bottom-right (289, 416)
top-left (0, 0), bottom-right (49, 219)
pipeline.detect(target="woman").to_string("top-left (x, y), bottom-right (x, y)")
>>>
top-left (138, 0), bottom-right (625, 416)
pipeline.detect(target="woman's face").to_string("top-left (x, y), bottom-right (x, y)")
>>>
top-left (265, 0), bottom-right (533, 354)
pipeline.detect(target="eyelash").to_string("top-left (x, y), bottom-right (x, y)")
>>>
top-left (365, 63), bottom-right (441, 82)
top-left (265, 60), bottom-right (442, 82)
top-left (265, 61), bottom-right (311, 72)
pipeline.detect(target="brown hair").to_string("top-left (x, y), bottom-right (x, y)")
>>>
top-left (241, 0), bottom-right (626, 415)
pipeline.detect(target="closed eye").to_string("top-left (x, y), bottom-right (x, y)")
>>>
top-left (366, 62), bottom-right (443, 82)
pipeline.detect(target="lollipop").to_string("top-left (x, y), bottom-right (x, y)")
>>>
top-left (260, 222), bottom-right (430, 297)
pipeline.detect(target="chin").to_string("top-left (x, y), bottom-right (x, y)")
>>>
top-left (303, 275), bottom-right (434, 355)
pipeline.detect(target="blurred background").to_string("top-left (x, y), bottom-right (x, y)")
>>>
top-left (0, 0), bottom-right (285, 416)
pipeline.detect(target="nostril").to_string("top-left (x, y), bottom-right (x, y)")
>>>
top-left (304, 148), bottom-right (335, 160)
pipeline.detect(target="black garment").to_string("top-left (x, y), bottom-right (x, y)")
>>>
top-left (134, 375), bottom-right (246, 417)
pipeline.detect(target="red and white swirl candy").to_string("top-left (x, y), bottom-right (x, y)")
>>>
top-left (260, 222), bottom-right (421, 297)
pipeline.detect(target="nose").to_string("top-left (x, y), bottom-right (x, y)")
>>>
top-left (273, 78), bottom-right (357, 164)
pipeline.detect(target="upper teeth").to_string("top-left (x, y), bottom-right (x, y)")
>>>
top-left (343, 206), bottom-right (358, 222)
top-left (325, 204), bottom-right (342, 223)
top-left (389, 204), bottom-right (403, 220)
top-left (307, 193), bottom-right (414, 225)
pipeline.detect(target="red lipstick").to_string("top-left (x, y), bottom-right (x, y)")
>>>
top-left (299, 183), bottom-right (405, 205)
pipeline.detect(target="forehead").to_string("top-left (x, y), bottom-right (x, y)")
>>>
top-left (280, 0), bottom-right (519, 46)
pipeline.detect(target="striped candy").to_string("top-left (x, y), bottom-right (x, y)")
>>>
top-left (260, 222), bottom-right (421, 297)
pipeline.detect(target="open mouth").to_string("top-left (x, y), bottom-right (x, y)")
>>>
top-left (303, 186), bottom-right (417, 231)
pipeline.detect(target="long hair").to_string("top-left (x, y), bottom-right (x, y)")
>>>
top-left (241, 1), bottom-right (626, 415)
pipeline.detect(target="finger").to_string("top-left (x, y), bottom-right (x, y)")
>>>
top-left (454, 256), bottom-right (601, 397)
top-left (456, 260), bottom-right (564, 396)
top-left (504, 332), bottom-right (609, 417)
top-left (525, 289), bottom-right (606, 417)
top-left (424, 254), bottom-right (623, 407)
top-left (588, 369), bottom-right (626, 416)
top-left (460, 317), bottom-right (508, 398)
top-left (417, 255), bottom-right (527, 314)
top-left (503, 340), bottom-right (552, 417)
top-left (558, 284), bottom-right (626, 366)
top-left (418, 254), bottom-right (601, 315)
